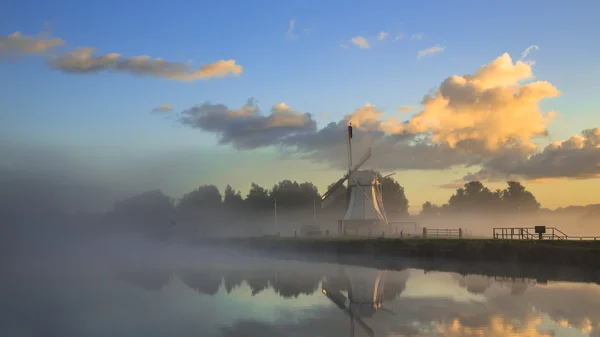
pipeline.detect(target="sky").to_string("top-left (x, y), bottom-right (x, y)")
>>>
top-left (1, 0), bottom-right (600, 213)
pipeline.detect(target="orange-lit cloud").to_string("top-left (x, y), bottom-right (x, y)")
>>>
top-left (0, 31), bottom-right (64, 58)
top-left (170, 52), bottom-right (598, 183)
top-left (0, 31), bottom-right (243, 81)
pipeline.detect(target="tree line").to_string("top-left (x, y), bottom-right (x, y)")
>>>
top-left (113, 172), bottom-right (541, 219)
top-left (420, 180), bottom-right (541, 216)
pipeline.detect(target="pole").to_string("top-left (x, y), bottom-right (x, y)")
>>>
top-left (274, 198), bottom-right (277, 233)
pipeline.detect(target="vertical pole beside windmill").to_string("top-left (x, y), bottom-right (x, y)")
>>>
top-left (274, 197), bottom-right (278, 235)
top-left (346, 124), bottom-right (353, 206)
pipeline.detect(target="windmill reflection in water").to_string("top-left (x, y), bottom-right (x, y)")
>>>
top-left (321, 266), bottom-right (397, 337)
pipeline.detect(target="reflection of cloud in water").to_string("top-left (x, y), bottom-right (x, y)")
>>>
top-left (401, 270), bottom-right (488, 303)
top-left (4, 245), bottom-right (600, 337)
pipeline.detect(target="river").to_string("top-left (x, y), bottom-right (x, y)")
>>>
top-left (2, 240), bottom-right (599, 337)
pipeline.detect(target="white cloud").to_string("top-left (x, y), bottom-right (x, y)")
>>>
top-left (521, 44), bottom-right (540, 65)
top-left (417, 45), bottom-right (445, 59)
top-left (411, 33), bottom-right (424, 40)
top-left (285, 19), bottom-right (297, 40)
top-left (350, 36), bottom-right (370, 49)
top-left (378, 31), bottom-right (389, 41)
top-left (394, 33), bottom-right (406, 41)
top-left (152, 104), bottom-right (173, 113)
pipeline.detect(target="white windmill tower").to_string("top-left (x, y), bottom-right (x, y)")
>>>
top-left (320, 124), bottom-right (388, 236)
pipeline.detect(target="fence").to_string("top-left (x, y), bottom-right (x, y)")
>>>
top-left (423, 227), bottom-right (464, 239)
top-left (493, 227), bottom-right (600, 240)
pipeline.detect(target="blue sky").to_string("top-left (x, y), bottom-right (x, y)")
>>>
top-left (2, 0), bottom-right (600, 211)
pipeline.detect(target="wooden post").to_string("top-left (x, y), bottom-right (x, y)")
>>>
top-left (400, 230), bottom-right (403, 239)
top-left (294, 230), bottom-right (297, 237)
top-left (423, 227), bottom-right (427, 238)
top-left (459, 228), bottom-right (463, 239)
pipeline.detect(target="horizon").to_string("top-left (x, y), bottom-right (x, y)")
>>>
top-left (2, 0), bottom-right (600, 214)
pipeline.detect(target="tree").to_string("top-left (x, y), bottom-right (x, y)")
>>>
top-left (447, 181), bottom-right (501, 212)
top-left (245, 182), bottom-right (272, 210)
top-left (501, 181), bottom-right (540, 212)
top-left (223, 184), bottom-right (244, 209)
top-left (178, 184), bottom-right (222, 210)
top-left (420, 201), bottom-right (441, 217)
top-left (269, 180), bottom-right (320, 209)
top-left (379, 175), bottom-right (409, 216)
top-left (113, 190), bottom-right (174, 218)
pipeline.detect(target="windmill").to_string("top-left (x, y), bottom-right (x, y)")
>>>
top-left (320, 124), bottom-right (388, 235)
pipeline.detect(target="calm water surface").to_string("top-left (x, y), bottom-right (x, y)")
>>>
top-left (2, 240), bottom-right (600, 337)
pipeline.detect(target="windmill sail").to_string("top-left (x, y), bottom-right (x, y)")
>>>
top-left (321, 147), bottom-right (372, 208)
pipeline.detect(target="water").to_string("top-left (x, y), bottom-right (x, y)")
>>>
top-left (2, 241), bottom-right (600, 337)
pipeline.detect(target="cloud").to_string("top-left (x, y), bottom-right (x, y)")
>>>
top-left (0, 31), bottom-right (64, 59)
top-left (378, 31), bottom-right (389, 41)
top-left (350, 36), bottom-right (370, 49)
top-left (411, 33), bottom-right (424, 40)
top-left (394, 33), bottom-right (406, 41)
top-left (521, 45), bottom-right (539, 60)
top-left (152, 104), bottom-right (173, 113)
top-left (521, 45), bottom-right (540, 65)
top-left (460, 128), bottom-right (600, 182)
top-left (285, 19), bottom-right (297, 40)
top-left (418, 44), bottom-right (445, 59)
top-left (178, 98), bottom-right (318, 149)
top-left (48, 47), bottom-right (242, 81)
top-left (173, 52), bottom-right (600, 181)
top-left (397, 105), bottom-right (418, 113)
top-left (1, 31), bottom-right (243, 81)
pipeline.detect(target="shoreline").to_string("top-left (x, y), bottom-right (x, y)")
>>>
top-left (198, 237), bottom-right (600, 284)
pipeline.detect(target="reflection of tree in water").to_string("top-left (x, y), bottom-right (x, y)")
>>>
top-left (223, 270), bottom-right (245, 294)
top-left (270, 271), bottom-right (321, 299)
top-left (179, 270), bottom-right (223, 296)
top-left (243, 269), bottom-right (274, 296)
top-left (115, 270), bottom-right (171, 291)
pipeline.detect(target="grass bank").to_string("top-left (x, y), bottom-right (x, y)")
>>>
top-left (203, 237), bottom-right (600, 272)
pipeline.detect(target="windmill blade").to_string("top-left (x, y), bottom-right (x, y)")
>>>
top-left (320, 147), bottom-right (372, 209)
top-left (320, 177), bottom-right (348, 208)
top-left (350, 147), bottom-right (371, 172)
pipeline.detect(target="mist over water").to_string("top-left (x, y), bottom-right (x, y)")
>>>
top-left (2, 228), bottom-right (600, 337)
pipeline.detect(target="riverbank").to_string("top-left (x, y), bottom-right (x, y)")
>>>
top-left (200, 237), bottom-right (600, 281)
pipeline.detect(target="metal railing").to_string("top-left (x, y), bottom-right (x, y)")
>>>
top-left (493, 227), bottom-right (600, 240)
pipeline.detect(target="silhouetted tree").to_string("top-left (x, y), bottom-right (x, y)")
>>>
top-left (223, 184), bottom-right (244, 209)
top-left (447, 181), bottom-right (501, 212)
top-left (178, 184), bottom-right (222, 210)
top-left (269, 180), bottom-right (320, 209)
top-left (113, 190), bottom-right (174, 219)
top-left (245, 182), bottom-right (272, 210)
top-left (420, 201), bottom-right (441, 217)
top-left (501, 181), bottom-right (540, 212)
top-left (380, 175), bottom-right (409, 216)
